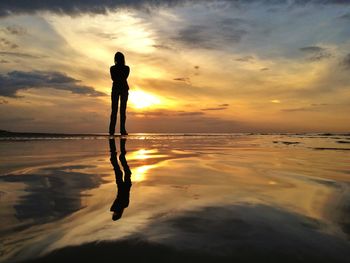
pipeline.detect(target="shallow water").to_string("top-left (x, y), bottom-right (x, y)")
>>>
top-left (0, 134), bottom-right (350, 262)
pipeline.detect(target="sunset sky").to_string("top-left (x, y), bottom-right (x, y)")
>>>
top-left (0, 0), bottom-right (350, 133)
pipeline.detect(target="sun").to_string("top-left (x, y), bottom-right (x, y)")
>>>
top-left (129, 89), bottom-right (161, 109)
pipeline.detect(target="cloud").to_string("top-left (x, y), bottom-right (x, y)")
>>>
top-left (128, 109), bottom-right (243, 132)
top-left (300, 46), bottom-right (324, 53)
top-left (0, 38), bottom-right (18, 49)
top-left (299, 46), bottom-right (332, 61)
top-left (281, 107), bottom-right (314, 112)
top-left (129, 110), bottom-right (205, 117)
top-left (310, 103), bottom-right (329, 106)
top-left (152, 44), bottom-right (174, 50)
top-left (338, 13), bottom-right (350, 19)
top-left (235, 55), bottom-right (254, 62)
top-left (0, 98), bottom-right (8, 104)
top-left (80, 27), bottom-right (119, 40)
top-left (201, 107), bottom-right (227, 111)
top-left (201, 103), bottom-right (230, 111)
top-left (177, 111), bottom-right (204, 116)
top-left (0, 51), bottom-right (44, 59)
top-left (341, 53), bottom-right (350, 69)
top-left (0, 1), bottom-right (348, 17)
top-left (0, 1), bottom-right (212, 17)
top-left (175, 23), bottom-right (248, 49)
top-left (0, 70), bottom-right (105, 97)
top-left (3, 25), bottom-right (27, 35)
top-left (0, 59), bottom-right (9, 63)
top-left (173, 77), bottom-right (189, 82)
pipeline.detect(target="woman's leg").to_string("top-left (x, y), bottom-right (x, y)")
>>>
top-left (119, 92), bottom-right (128, 134)
top-left (109, 90), bottom-right (120, 135)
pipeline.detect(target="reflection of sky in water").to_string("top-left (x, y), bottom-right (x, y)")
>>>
top-left (0, 135), bottom-right (349, 262)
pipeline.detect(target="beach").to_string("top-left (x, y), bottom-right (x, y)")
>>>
top-left (0, 134), bottom-right (350, 262)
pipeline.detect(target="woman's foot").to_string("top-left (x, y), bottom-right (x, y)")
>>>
top-left (121, 130), bottom-right (128, 135)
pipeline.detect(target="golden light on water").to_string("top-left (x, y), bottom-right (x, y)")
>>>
top-left (130, 149), bottom-right (157, 160)
top-left (133, 165), bottom-right (154, 182)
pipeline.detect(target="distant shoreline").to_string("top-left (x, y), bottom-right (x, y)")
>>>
top-left (0, 129), bottom-right (108, 138)
top-left (1, 130), bottom-right (349, 138)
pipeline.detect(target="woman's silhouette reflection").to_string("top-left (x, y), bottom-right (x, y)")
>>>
top-left (109, 138), bottom-right (132, 221)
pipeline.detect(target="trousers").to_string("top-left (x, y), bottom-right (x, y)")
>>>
top-left (109, 88), bottom-right (128, 135)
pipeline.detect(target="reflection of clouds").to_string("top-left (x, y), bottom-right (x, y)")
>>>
top-left (138, 204), bottom-right (350, 260)
top-left (1, 164), bottom-right (107, 228)
top-left (22, 203), bottom-right (350, 262)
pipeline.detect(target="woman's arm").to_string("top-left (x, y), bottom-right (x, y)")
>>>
top-left (125, 66), bottom-right (130, 79)
top-left (110, 66), bottom-right (116, 82)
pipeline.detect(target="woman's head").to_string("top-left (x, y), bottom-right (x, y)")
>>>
top-left (114, 52), bottom-right (125, 65)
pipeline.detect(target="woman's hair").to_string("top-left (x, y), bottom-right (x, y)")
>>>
top-left (114, 52), bottom-right (125, 65)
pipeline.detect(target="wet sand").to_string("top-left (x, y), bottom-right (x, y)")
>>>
top-left (0, 134), bottom-right (350, 262)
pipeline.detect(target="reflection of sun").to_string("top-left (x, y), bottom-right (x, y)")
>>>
top-left (133, 165), bottom-right (154, 182)
top-left (130, 149), bottom-right (158, 160)
top-left (129, 90), bottom-right (161, 109)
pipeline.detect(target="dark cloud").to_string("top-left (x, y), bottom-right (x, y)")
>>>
top-left (0, 51), bottom-right (44, 59)
top-left (4, 25), bottom-right (27, 35)
top-left (0, 38), bottom-right (18, 49)
top-left (176, 23), bottom-right (247, 49)
top-left (310, 103), bottom-right (329, 106)
top-left (281, 107), bottom-right (315, 112)
top-left (0, 1), bottom-right (210, 17)
top-left (201, 107), bottom-right (227, 111)
top-left (173, 77), bottom-right (189, 82)
top-left (235, 55), bottom-right (254, 62)
top-left (0, 70), bottom-right (105, 97)
top-left (338, 13), bottom-right (350, 20)
top-left (175, 25), bottom-right (210, 47)
top-left (177, 111), bottom-right (204, 116)
top-left (0, 0), bottom-right (349, 17)
top-left (152, 44), bottom-right (174, 50)
top-left (260, 67), bottom-right (269, 71)
top-left (341, 53), bottom-right (350, 69)
top-left (300, 46), bottom-right (325, 53)
top-left (299, 46), bottom-right (332, 61)
top-left (201, 103), bottom-right (229, 111)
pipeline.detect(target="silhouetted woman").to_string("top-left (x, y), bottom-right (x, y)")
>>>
top-left (109, 52), bottom-right (130, 135)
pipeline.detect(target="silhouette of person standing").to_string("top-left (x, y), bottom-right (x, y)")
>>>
top-left (109, 52), bottom-right (130, 136)
top-left (109, 138), bottom-right (132, 221)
